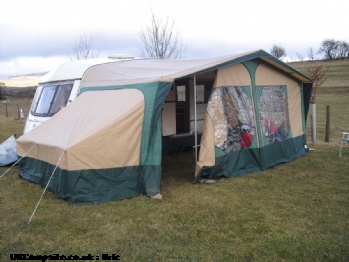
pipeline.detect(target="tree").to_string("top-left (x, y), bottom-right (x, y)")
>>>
top-left (307, 64), bottom-right (327, 104)
top-left (318, 39), bottom-right (349, 60)
top-left (337, 41), bottom-right (349, 59)
top-left (139, 11), bottom-right (186, 59)
top-left (296, 53), bottom-right (304, 61)
top-left (68, 33), bottom-right (99, 60)
top-left (0, 82), bottom-right (5, 101)
top-left (270, 44), bottom-right (286, 59)
top-left (318, 38), bottom-right (339, 60)
top-left (307, 47), bottom-right (316, 61)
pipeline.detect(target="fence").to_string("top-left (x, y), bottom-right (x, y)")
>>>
top-left (1, 99), bottom-right (32, 119)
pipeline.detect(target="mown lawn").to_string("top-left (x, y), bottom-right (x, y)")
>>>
top-left (1, 144), bottom-right (348, 261)
top-left (1, 59), bottom-right (349, 261)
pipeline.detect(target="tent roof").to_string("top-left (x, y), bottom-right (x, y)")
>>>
top-left (80, 49), bottom-right (312, 89)
top-left (39, 56), bottom-right (141, 84)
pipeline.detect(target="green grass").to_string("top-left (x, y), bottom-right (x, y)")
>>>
top-left (1, 60), bottom-right (349, 261)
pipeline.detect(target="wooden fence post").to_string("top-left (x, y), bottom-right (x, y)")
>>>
top-left (5, 102), bottom-right (8, 117)
top-left (325, 105), bottom-right (330, 142)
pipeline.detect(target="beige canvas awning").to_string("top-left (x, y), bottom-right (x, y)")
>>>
top-left (17, 89), bottom-right (145, 170)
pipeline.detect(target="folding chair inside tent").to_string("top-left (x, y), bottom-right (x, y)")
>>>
top-left (339, 132), bottom-right (349, 157)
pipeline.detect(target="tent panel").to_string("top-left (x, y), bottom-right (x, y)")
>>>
top-left (17, 89), bottom-right (145, 169)
top-left (255, 64), bottom-right (304, 138)
top-left (214, 63), bottom-right (252, 87)
top-left (67, 101), bottom-right (144, 170)
top-left (19, 157), bottom-right (161, 204)
top-left (195, 111), bottom-right (215, 175)
top-left (195, 134), bottom-right (306, 182)
top-left (195, 147), bottom-right (261, 182)
top-left (259, 135), bottom-right (307, 171)
top-left (80, 81), bottom-right (173, 166)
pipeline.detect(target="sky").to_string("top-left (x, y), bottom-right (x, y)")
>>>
top-left (1, 0), bottom-right (348, 78)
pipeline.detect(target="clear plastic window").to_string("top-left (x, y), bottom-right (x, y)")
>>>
top-left (258, 86), bottom-right (289, 143)
top-left (207, 86), bottom-right (255, 153)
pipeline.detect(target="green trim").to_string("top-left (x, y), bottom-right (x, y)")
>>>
top-left (19, 157), bottom-right (161, 204)
top-left (302, 82), bottom-right (313, 126)
top-left (243, 61), bottom-right (262, 150)
top-left (240, 85), bottom-right (252, 99)
top-left (214, 146), bottom-right (226, 158)
top-left (195, 135), bottom-right (307, 183)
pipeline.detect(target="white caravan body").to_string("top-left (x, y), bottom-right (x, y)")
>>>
top-left (24, 56), bottom-right (137, 134)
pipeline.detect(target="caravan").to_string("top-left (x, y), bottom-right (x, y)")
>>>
top-left (23, 55), bottom-right (139, 134)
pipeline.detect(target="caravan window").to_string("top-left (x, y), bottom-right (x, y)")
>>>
top-left (32, 83), bottom-right (73, 117)
top-left (258, 86), bottom-right (289, 144)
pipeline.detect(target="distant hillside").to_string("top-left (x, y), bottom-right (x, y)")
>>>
top-left (0, 73), bottom-right (46, 88)
top-left (0, 86), bottom-right (36, 100)
top-left (288, 59), bottom-right (349, 92)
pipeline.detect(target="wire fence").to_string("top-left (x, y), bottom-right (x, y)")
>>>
top-left (1, 99), bottom-right (32, 119)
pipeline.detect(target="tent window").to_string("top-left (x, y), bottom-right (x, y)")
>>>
top-left (258, 86), bottom-right (289, 143)
top-left (196, 85), bottom-right (205, 103)
top-left (196, 81), bottom-right (214, 104)
top-left (33, 84), bottom-right (73, 117)
top-left (177, 85), bottom-right (186, 101)
top-left (207, 86), bottom-right (255, 153)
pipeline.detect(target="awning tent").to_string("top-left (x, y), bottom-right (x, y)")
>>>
top-left (17, 50), bottom-right (312, 204)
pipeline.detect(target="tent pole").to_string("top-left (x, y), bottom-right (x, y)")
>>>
top-left (194, 75), bottom-right (198, 163)
top-left (28, 150), bottom-right (65, 224)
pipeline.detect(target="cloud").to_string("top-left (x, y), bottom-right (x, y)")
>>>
top-left (1, 0), bottom-right (348, 77)
top-left (0, 56), bottom-right (69, 78)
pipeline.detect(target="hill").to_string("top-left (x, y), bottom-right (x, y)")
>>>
top-left (0, 74), bottom-right (45, 99)
top-left (288, 59), bottom-right (349, 92)
top-left (0, 74), bottom-right (44, 88)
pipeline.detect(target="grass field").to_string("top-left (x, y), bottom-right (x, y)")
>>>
top-left (1, 59), bottom-right (349, 261)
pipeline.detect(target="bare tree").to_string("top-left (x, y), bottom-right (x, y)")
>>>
top-left (307, 47), bottom-right (316, 61)
top-left (270, 44), bottom-right (286, 59)
top-left (338, 41), bottom-right (349, 59)
top-left (139, 11), bottom-right (186, 59)
top-left (318, 39), bottom-right (339, 60)
top-left (318, 39), bottom-right (349, 60)
top-left (296, 53), bottom-right (304, 61)
top-left (307, 64), bottom-right (327, 104)
top-left (68, 33), bottom-right (99, 60)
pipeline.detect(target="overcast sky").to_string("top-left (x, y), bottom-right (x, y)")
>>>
top-left (1, 0), bottom-right (348, 78)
